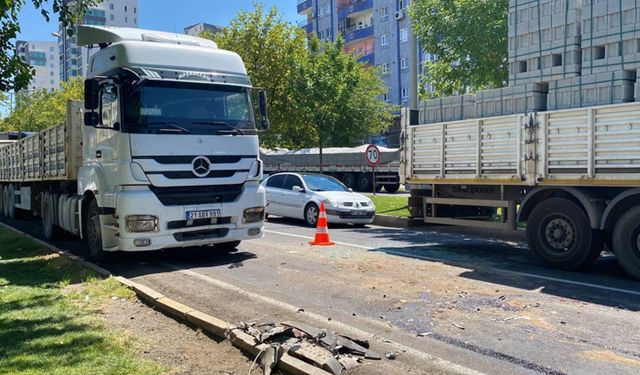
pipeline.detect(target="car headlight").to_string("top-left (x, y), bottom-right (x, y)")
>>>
top-left (125, 215), bottom-right (159, 233)
top-left (323, 198), bottom-right (338, 207)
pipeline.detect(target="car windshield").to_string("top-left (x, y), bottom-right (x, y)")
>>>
top-left (123, 80), bottom-right (256, 135)
top-left (302, 175), bottom-right (349, 192)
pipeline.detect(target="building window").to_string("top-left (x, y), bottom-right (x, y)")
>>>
top-left (380, 63), bottom-right (389, 75)
top-left (381, 93), bottom-right (388, 102)
top-left (319, 5), bottom-right (324, 16)
top-left (125, 5), bottom-right (127, 11)
top-left (381, 34), bottom-right (389, 46)
top-left (402, 87), bottom-right (409, 98)
top-left (400, 57), bottom-right (408, 70)
top-left (134, 7), bottom-right (136, 13)
top-left (125, 16), bottom-right (128, 23)
top-left (325, 3), bottom-right (330, 15)
top-left (110, 14), bottom-right (115, 21)
top-left (399, 0), bottom-right (408, 10)
top-left (50, 71), bottom-right (54, 76)
top-left (110, 3), bottom-right (114, 10)
top-left (400, 28), bottom-right (408, 42)
top-left (381, 7), bottom-right (389, 20)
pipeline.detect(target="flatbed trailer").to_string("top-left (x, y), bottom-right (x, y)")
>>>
top-left (401, 103), bottom-right (640, 280)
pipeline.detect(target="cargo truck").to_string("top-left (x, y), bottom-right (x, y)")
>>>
top-left (401, 104), bottom-right (640, 281)
top-left (0, 26), bottom-right (270, 261)
top-left (261, 145), bottom-right (401, 193)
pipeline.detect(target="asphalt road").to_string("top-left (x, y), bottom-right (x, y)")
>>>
top-left (3, 215), bottom-right (640, 375)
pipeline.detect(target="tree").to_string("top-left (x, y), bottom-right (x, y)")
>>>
top-left (1, 0), bottom-right (96, 91)
top-left (409, 0), bottom-right (508, 97)
top-left (209, 2), bottom-right (314, 149)
top-left (2, 77), bottom-right (84, 132)
top-left (292, 37), bottom-right (393, 171)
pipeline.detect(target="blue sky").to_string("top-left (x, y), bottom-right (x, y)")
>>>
top-left (18, 0), bottom-right (300, 41)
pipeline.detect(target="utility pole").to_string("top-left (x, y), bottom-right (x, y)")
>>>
top-left (409, 23), bottom-right (418, 111)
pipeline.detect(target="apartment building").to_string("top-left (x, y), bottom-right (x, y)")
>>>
top-left (297, 0), bottom-right (433, 108)
top-left (58, 0), bottom-right (139, 81)
top-left (184, 22), bottom-right (223, 37)
top-left (16, 40), bottom-right (60, 92)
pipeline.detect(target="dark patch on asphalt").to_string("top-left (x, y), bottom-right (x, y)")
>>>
top-left (425, 332), bottom-right (568, 375)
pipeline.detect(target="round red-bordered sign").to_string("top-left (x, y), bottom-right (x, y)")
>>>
top-left (365, 144), bottom-right (381, 167)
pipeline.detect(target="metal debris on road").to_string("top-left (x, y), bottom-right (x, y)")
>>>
top-left (452, 322), bottom-right (466, 330)
top-left (385, 352), bottom-right (397, 360)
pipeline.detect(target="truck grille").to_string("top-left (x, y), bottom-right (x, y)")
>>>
top-left (173, 228), bottom-right (229, 242)
top-left (167, 217), bottom-right (232, 230)
top-left (150, 184), bottom-right (244, 206)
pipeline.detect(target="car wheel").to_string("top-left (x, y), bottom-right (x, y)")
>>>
top-left (612, 205), bottom-right (640, 281)
top-left (215, 241), bottom-right (241, 252)
top-left (86, 199), bottom-right (105, 262)
top-left (305, 203), bottom-right (319, 227)
top-left (526, 198), bottom-right (602, 270)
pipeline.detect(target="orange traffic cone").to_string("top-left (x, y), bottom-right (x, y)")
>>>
top-left (309, 202), bottom-right (335, 246)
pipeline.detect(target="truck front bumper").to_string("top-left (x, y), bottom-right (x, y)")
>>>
top-left (108, 183), bottom-right (265, 252)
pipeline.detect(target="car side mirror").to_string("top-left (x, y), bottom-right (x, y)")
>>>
top-left (292, 186), bottom-right (304, 193)
top-left (84, 111), bottom-right (100, 126)
top-left (348, 188), bottom-right (354, 192)
top-left (258, 89), bottom-right (270, 130)
top-left (84, 78), bottom-right (100, 111)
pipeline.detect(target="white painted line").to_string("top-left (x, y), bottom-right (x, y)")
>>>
top-left (264, 229), bottom-right (640, 297)
top-left (160, 262), bottom-right (483, 375)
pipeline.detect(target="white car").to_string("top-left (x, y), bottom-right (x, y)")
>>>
top-left (262, 173), bottom-right (376, 226)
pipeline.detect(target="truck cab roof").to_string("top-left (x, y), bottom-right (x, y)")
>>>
top-left (77, 26), bottom-right (250, 86)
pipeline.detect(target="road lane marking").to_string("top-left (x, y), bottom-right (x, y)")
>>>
top-left (264, 229), bottom-right (640, 297)
top-left (159, 262), bottom-right (483, 375)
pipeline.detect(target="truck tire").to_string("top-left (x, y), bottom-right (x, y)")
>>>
top-left (6, 184), bottom-right (16, 219)
top-left (356, 173), bottom-right (372, 192)
top-left (42, 192), bottom-right (63, 241)
top-left (1, 185), bottom-right (6, 217)
top-left (611, 205), bottom-right (640, 281)
top-left (86, 199), bottom-right (105, 262)
top-left (0, 186), bottom-right (4, 217)
top-left (215, 241), bottom-right (241, 252)
top-left (341, 173), bottom-right (356, 190)
top-left (526, 198), bottom-right (602, 270)
top-left (384, 184), bottom-right (400, 193)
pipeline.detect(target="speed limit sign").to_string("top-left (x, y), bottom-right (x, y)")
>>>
top-left (365, 144), bottom-right (381, 167)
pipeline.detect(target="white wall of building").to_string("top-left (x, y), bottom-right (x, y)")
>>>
top-left (16, 40), bottom-right (60, 92)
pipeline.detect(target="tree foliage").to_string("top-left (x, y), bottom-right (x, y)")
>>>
top-left (1, 77), bottom-right (84, 132)
top-left (209, 2), bottom-right (393, 151)
top-left (210, 2), bottom-right (312, 149)
top-left (1, 0), bottom-right (96, 91)
top-left (292, 37), bottom-right (393, 168)
top-left (409, 0), bottom-right (508, 97)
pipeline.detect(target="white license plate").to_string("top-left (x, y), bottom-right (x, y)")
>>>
top-left (351, 210), bottom-right (369, 216)
top-left (186, 209), bottom-right (221, 220)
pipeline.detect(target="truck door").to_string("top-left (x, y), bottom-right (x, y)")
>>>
top-left (94, 83), bottom-right (122, 194)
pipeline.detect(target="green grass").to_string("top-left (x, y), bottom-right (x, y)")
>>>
top-left (370, 195), bottom-right (410, 217)
top-left (0, 228), bottom-right (166, 375)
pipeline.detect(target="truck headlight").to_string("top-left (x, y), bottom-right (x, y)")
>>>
top-left (125, 215), bottom-right (159, 233)
top-left (243, 207), bottom-right (265, 223)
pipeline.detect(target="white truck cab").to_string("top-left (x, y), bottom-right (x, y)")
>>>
top-left (74, 26), bottom-right (269, 259)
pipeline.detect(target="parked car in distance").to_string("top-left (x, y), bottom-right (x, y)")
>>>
top-left (262, 173), bottom-right (376, 226)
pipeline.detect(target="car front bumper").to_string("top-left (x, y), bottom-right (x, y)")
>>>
top-left (326, 208), bottom-right (375, 224)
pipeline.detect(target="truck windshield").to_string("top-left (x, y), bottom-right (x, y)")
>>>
top-left (123, 80), bottom-right (256, 135)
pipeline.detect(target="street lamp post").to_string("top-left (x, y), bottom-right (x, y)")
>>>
top-left (51, 30), bottom-right (66, 82)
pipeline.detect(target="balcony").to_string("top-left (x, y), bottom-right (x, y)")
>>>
top-left (298, 20), bottom-right (314, 34)
top-left (343, 25), bottom-right (373, 43)
top-left (297, 0), bottom-right (313, 15)
top-left (338, 0), bottom-right (373, 20)
top-left (358, 52), bottom-right (375, 65)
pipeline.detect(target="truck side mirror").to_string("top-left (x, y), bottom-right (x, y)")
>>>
top-left (84, 111), bottom-right (100, 126)
top-left (84, 78), bottom-right (100, 111)
top-left (258, 89), bottom-right (270, 131)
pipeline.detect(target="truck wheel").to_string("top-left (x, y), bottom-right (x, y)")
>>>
top-left (215, 241), bottom-right (241, 252)
top-left (526, 198), bottom-right (602, 270)
top-left (0, 186), bottom-right (4, 217)
top-left (86, 199), bottom-right (105, 262)
top-left (612, 206), bottom-right (640, 281)
top-left (356, 174), bottom-right (372, 192)
top-left (1, 185), bottom-right (7, 217)
top-left (305, 203), bottom-right (319, 227)
top-left (341, 173), bottom-right (356, 190)
top-left (6, 184), bottom-right (16, 219)
top-left (42, 192), bottom-right (63, 241)
top-left (384, 184), bottom-right (400, 193)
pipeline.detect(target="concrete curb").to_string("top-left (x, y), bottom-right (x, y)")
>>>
top-left (0, 222), bottom-right (330, 375)
top-left (373, 215), bottom-right (409, 228)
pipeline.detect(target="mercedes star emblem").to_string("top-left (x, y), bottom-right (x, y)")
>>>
top-left (192, 156), bottom-right (211, 178)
